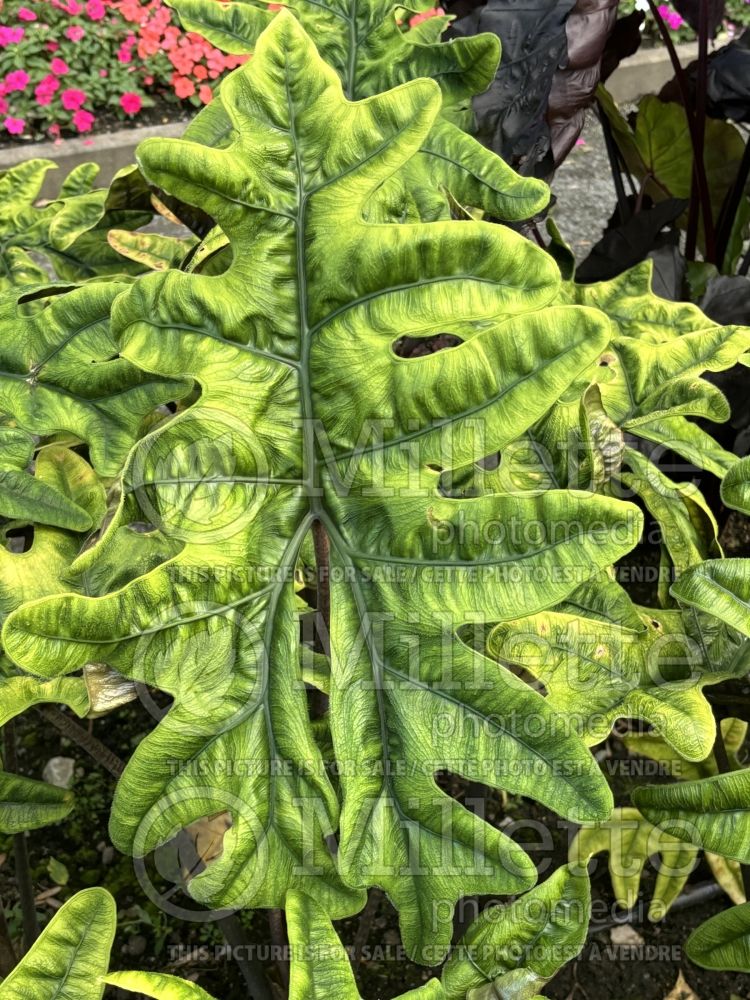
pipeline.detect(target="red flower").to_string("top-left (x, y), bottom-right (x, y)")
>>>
top-left (168, 50), bottom-right (195, 75)
top-left (118, 0), bottom-right (142, 21)
top-left (61, 88), bottom-right (88, 110)
top-left (409, 6), bottom-right (445, 26)
top-left (72, 108), bottom-right (95, 132)
top-left (173, 76), bottom-right (195, 98)
top-left (198, 84), bottom-right (213, 104)
top-left (119, 91), bottom-right (142, 114)
top-left (137, 38), bottom-right (159, 57)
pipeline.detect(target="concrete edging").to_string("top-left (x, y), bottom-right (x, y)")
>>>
top-left (607, 39), bottom-right (701, 105)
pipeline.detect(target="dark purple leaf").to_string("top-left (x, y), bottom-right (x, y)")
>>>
top-left (548, 0), bottom-right (620, 166)
top-left (672, 0), bottom-right (726, 38)
top-left (447, 0), bottom-right (575, 172)
top-left (707, 30), bottom-right (750, 122)
top-left (447, 0), bottom-right (619, 173)
top-left (600, 9), bottom-right (645, 82)
top-left (576, 197), bottom-right (687, 282)
top-left (701, 274), bottom-right (750, 324)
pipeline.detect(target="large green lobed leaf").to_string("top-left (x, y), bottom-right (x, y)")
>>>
top-left (168, 0), bottom-right (549, 223)
top-left (3, 13), bottom-right (642, 962)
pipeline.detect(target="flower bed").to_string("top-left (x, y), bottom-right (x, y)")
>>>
top-left (621, 0), bottom-right (750, 44)
top-left (0, 0), bottom-right (250, 139)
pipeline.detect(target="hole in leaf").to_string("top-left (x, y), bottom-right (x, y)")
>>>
top-left (17, 285), bottom-right (77, 315)
top-left (478, 452), bottom-right (501, 471)
top-left (392, 332), bottom-right (463, 358)
top-left (152, 810), bottom-right (232, 886)
top-left (4, 524), bottom-right (32, 553)
top-left (183, 810), bottom-right (232, 878)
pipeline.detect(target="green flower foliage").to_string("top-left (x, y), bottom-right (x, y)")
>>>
top-left (0, 770), bottom-right (75, 834)
top-left (0, 428), bottom-right (94, 531)
top-left (444, 256), bottom-right (750, 581)
top-left (635, 768), bottom-right (750, 865)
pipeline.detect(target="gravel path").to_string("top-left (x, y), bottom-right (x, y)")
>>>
top-left (549, 112), bottom-right (618, 262)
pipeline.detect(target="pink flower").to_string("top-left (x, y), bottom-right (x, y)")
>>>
top-left (48, 122), bottom-right (61, 137)
top-left (198, 84), bottom-right (213, 104)
top-left (17, 7), bottom-right (37, 20)
top-left (61, 88), bottom-right (87, 110)
top-left (50, 58), bottom-right (69, 75)
top-left (0, 97), bottom-right (7, 115)
top-left (99, 69), bottom-right (108, 77)
top-left (65, 0), bottom-right (83, 12)
top-left (35, 75), bottom-right (61, 105)
top-left (65, 26), bottom-right (86, 41)
top-left (657, 3), bottom-right (684, 29)
top-left (117, 45), bottom-right (132, 63)
top-left (46, 40), bottom-right (59, 51)
top-left (72, 108), bottom-right (95, 132)
top-left (85, 0), bottom-right (106, 19)
top-left (3, 117), bottom-right (25, 135)
top-left (0, 26), bottom-right (25, 46)
top-left (119, 91), bottom-right (141, 114)
top-left (38, 73), bottom-right (60, 90)
top-left (4, 70), bottom-right (30, 92)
